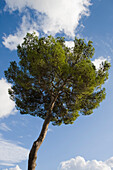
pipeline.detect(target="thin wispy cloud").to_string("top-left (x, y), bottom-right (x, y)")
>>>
top-left (0, 123), bottom-right (11, 132)
top-left (0, 135), bottom-right (29, 166)
top-left (0, 78), bottom-right (16, 118)
top-left (48, 128), bottom-right (53, 133)
top-left (3, 0), bottom-right (91, 50)
top-left (58, 156), bottom-right (113, 170)
top-left (101, 39), bottom-right (113, 56)
top-left (3, 165), bottom-right (22, 170)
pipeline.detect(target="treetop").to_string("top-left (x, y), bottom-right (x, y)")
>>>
top-left (5, 33), bottom-right (110, 125)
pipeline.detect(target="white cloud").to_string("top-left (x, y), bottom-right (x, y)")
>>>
top-left (65, 41), bottom-right (74, 48)
top-left (0, 135), bottom-right (29, 166)
top-left (58, 156), bottom-right (113, 170)
top-left (0, 78), bottom-right (16, 118)
top-left (106, 158), bottom-right (113, 168)
top-left (92, 56), bottom-right (111, 70)
top-left (9, 165), bottom-right (22, 170)
top-left (2, 15), bottom-right (39, 50)
top-left (3, 0), bottom-right (91, 50)
top-left (3, 165), bottom-right (22, 170)
top-left (0, 123), bottom-right (11, 131)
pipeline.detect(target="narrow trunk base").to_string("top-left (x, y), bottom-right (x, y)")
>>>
top-left (28, 114), bottom-right (52, 170)
top-left (28, 141), bottom-right (40, 170)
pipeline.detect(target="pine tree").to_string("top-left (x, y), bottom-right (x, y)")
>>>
top-left (5, 33), bottom-right (110, 170)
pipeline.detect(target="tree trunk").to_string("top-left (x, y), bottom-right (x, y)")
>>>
top-left (28, 114), bottom-right (52, 170)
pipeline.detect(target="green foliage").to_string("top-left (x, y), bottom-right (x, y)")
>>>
top-left (5, 33), bottom-right (110, 125)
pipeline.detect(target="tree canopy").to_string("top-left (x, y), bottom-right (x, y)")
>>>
top-left (5, 33), bottom-right (110, 126)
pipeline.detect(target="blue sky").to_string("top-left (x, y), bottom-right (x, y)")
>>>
top-left (0, 0), bottom-right (113, 170)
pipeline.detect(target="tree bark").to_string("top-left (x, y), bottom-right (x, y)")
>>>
top-left (28, 114), bottom-right (52, 170)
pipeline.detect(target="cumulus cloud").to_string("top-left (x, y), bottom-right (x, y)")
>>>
top-left (9, 165), bottom-right (22, 170)
top-left (0, 78), bottom-right (16, 118)
top-left (3, 0), bottom-right (91, 50)
top-left (0, 135), bottom-right (29, 166)
top-left (92, 56), bottom-right (111, 70)
top-left (65, 41), bottom-right (74, 48)
top-left (58, 156), bottom-right (113, 170)
top-left (2, 15), bottom-right (39, 50)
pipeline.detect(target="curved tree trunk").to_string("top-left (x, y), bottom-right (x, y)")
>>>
top-left (28, 114), bottom-right (52, 170)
